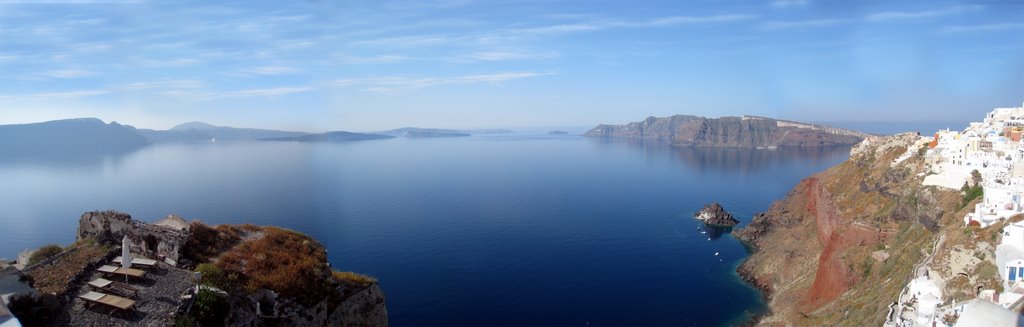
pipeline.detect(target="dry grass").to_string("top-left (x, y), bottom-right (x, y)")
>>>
top-left (333, 271), bottom-right (377, 288)
top-left (26, 242), bottom-right (110, 295)
top-left (182, 221), bottom-right (247, 264)
top-left (27, 244), bottom-right (63, 266)
top-left (216, 226), bottom-right (334, 303)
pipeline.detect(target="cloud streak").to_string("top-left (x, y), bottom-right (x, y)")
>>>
top-left (941, 23), bottom-right (1024, 34)
top-left (0, 90), bottom-right (109, 102)
top-left (762, 18), bottom-right (852, 30)
top-left (330, 72), bottom-right (551, 93)
top-left (866, 5), bottom-right (983, 22)
top-left (167, 86), bottom-right (315, 100)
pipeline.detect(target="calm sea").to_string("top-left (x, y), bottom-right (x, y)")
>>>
top-left (0, 134), bottom-right (850, 326)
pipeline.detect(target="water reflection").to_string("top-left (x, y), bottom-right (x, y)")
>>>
top-left (0, 147), bottom-right (140, 169)
top-left (701, 224), bottom-right (733, 240)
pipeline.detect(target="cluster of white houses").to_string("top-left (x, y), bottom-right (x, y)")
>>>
top-left (888, 104), bottom-right (1024, 326)
top-left (924, 106), bottom-right (1024, 229)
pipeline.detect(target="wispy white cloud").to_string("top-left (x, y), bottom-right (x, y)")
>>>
top-left (337, 54), bottom-right (417, 64)
top-left (462, 50), bottom-right (559, 61)
top-left (762, 18), bottom-right (852, 30)
top-left (175, 86), bottom-right (315, 100)
top-left (18, 69), bottom-right (97, 80)
top-left (0, 89), bottom-right (109, 102)
top-left (139, 58), bottom-right (201, 67)
top-left (0, 0), bottom-right (141, 3)
top-left (511, 14), bottom-right (757, 36)
top-left (771, 0), bottom-right (809, 8)
top-left (116, 79), bottom-right (204, 90)
top-left (40, 69), bottom-right (96, 79)
top-left (941, 23), bottom-right (1024, 34)
top-left (354, 14), bottom-right (757, 48)
top-left (234, 66), bottom-right (301, 76)
top-left (624, 14), bottom-right (757, 27)
top-left (866, 5), bottom-right (983, 22)
top-left (352, 35), bottom-right (455, 48)
top-left (330, 72), bottom-right (551, 93)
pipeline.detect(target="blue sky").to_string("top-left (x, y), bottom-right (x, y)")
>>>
top-left (0, 0), bottom-right (1022, 132)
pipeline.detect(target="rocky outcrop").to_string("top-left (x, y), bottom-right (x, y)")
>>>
top-left (225, 283), bottom-right (387, 326)
top-left (732, 132), bottom-right (960, 326)
top-left (584, 115), bottom-right (870, 148)
top-left (75, 211), bottom-right (388, 326)
top-left (694, 203), bottom-right (739, 226)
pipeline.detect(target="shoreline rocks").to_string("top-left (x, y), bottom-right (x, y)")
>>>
top-left (694, 203), bottom-right (740, 227)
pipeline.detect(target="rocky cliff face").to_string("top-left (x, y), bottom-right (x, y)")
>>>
top-left (584, 115), bottom-right (870, 148)
top-left (733, 133), bottom-right (965, 325)
top-left (225, 283), bottom-right (387, 326)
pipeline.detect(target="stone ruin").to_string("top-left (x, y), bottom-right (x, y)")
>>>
top-left (76, 210), bottom-right (191, 266)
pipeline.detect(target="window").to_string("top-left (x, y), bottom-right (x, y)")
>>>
top-left (1011, 267), bottom-right (1018, 281)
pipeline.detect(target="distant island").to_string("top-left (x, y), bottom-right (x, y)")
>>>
top-left (373, 127), bottom-right (470, 138)
top-left (0, 118), bottom-right (148, 157)
top-left (140, 121), bottom-right (309, 142)
top-left (584, 115), bottom-right (871, 148)
top-left (0, 118), bottom-right (516, 157)
top-left (263, 131), bottom-right (394, 142)
top-left (548, 130), bottom-right (568, 135)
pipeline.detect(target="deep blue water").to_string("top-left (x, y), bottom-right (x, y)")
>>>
top-left (0, 134), bottom-right (850, 326)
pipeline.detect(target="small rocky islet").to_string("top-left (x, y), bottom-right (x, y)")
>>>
top-left (694, 203), bottom-right (740, 227)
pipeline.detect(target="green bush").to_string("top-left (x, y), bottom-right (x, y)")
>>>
top-left (192, 289), bottom-right (228, 326)
top-left (861, 255), bottom-right (874, 278)
top-left (196, 263), bottom-right (229, 290)
top-left (27, 244), bottom-right (63, 266)
top-left (959, 185), bottom-right (983, 210)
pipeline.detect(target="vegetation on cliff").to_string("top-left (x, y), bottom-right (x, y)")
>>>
top-left (733, 133), bottom-right (1000, 325)
top-left (183, 222), bottom-right (378, 305)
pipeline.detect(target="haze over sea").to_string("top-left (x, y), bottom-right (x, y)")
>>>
top-left (0, 131), bottom-right (855, 326)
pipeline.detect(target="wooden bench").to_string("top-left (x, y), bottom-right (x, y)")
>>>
top-left (78, 291), bottom-right (136, 316)
top-left (112, 256), bottom-right (159, 269)
top-left (87, 278), bottom-right (140, 298)
top-left (97, 265), bottom-right (146, 279)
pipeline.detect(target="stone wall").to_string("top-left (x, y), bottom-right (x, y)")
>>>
top-left (76, 210), bottom-right (189, 265)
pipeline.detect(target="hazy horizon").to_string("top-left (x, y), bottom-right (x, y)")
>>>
top-left (0, 115), bottom-right (974, 136)
top-left (1, 0), bottom-right (1021, 131)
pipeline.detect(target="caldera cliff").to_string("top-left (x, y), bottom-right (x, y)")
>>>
top-left (584, 115), bottom-right (870, 148)
top-left (732, 133), bottom-right (984, 325)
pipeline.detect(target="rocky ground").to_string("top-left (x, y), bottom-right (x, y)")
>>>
top-left (51, 260), bottom-right (194, 326)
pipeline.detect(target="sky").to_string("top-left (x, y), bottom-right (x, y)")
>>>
top-left (0, 0), bottom-right (1022, 132)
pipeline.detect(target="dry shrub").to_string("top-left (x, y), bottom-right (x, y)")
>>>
top-left (216, 227), bottom-right (332, 303)
top-left (183, 221), bottom-right (244, 264)
top-left (27, 244), bottom-right (63, 266)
